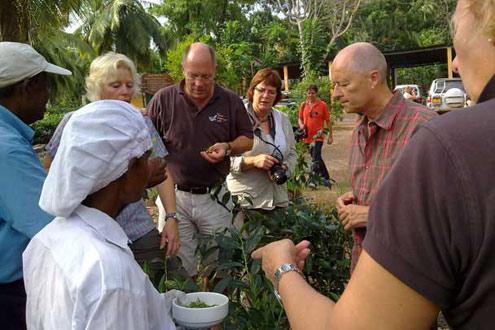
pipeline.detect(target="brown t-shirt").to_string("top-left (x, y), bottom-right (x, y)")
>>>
top-left (147, 81), bottom-right (253, 187)
top-left (364, 76), bottom-right (495, 328)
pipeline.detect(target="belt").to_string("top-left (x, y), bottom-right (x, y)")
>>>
top-left (176, 184), bottom-right (212, 194)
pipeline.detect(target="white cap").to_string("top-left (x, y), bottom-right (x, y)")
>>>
top-left (39, 100), bottom-right (152, 218)
top-left (0, 42), bottom-right (71, 88)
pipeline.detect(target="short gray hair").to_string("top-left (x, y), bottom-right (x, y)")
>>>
top-left (181, 43), bottom-right (217, 67)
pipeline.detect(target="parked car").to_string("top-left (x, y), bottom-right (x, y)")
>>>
top-left (394, 84), bottom-right (424, 104)
top-left (275, 97), bottom-right (296, 108)
top-left (426, 78), bottom-right (467, 112)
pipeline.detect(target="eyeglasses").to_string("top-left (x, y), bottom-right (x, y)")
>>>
top-left (254, 87), bottom-right (277, 96)
top-left (184, 72), bottom-right (215, 82)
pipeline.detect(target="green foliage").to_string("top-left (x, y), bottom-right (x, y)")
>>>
top-left (344, 0), bottom-right (455, 51)
top-left (0, 0), bottom-right (87, 43)
top-left (150, 0), bottom-right (250, 40)
top-left (300, 18), bottom-right (327, 76)
top-left (77, 0), bottom-right (166, 71)
top-left (163, 35), bottom-right (249, 91)
top-left (286, 141), bottom-right (311, 198)
top-left (163, 36), bottom-right (196, 83)
top-left (396, 64), bottom-right (448, 92)
top-left (195, 199), bottom-right (351, 329)
top-left (31, 99), bottom-right (81, 145)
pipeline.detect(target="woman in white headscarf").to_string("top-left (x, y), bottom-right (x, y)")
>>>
top-left (44, 52), bottom-right (179, 269)
top-left (23, 100), bottom-right (177, 329)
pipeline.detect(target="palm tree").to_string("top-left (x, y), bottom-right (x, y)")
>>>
top-left (76, 0), bottom-right (167, 70)
top-left (0, 0), bottom-right (87, 42)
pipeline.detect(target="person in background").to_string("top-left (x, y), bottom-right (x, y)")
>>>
top-left (44, 52), bottom-right (180, 269)
top-left (252, 0), bottom-right (495, 328)
top-left (410, 87), bottom-right (419, 102)
top-left (148, 42), bottom-right (253, 278)
top-left (23, 100), bottom-right (177, 329)
top-left (333, 42), bottom-right (437, 272)
top-left (227, 68), bottom-right (296, 218)
top-left (0, 42), bottom-right (71, 329)
top-left (298, 84), bottom-right (332, 188)
top-left (403, 85), bottom-right (414, 100)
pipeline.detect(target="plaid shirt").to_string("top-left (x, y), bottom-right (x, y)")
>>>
top-left (45, 112), bottom-right (167, 242)
top-left (349, 93), bottom-right (437, 269)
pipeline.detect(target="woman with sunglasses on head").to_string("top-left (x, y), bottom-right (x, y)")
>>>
top-left (227, 68), bottom-right (296, 223)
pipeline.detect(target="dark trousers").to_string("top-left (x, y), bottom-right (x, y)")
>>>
top-left (0, 279), bottom-right (27, 330)
top-left (310, 141), bottom-right (329, 180)
top-left (130, 229), bottom-right (186, 278)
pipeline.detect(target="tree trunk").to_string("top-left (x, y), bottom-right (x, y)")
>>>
top-left (0, 1), bottom-right (21, 41)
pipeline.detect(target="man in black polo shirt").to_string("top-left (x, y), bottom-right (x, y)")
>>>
top-left (148, 43), bottom-right (253, 277)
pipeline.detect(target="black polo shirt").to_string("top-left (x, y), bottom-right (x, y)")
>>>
top-left (364, 75), bottom-right (495, 328)
top-left (147, 81), bottom-right (253, 187)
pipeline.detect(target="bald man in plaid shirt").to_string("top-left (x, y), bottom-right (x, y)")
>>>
top-left (332, 43), bottom-right (437, 272)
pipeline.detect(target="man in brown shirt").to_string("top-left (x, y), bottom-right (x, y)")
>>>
top-left (148, 43), bottom-right (253, 277)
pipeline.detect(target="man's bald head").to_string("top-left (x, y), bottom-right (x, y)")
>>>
top-left (333, 42), bottom-right (388, 84)
top-left (182, 42), bottom-right (217, 68)
top-left (181, 42), bottom-right (217, 105)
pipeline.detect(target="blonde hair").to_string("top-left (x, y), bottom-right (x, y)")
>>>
top-left (465, 0), bottom-right (495, 39)
top-left (85, 52), bottom-right (140, 102)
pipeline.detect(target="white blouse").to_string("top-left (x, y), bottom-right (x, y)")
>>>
top-left (227, 106), bottom-right (297, 210)
top-left (23, 205), bottom-right (176, 330)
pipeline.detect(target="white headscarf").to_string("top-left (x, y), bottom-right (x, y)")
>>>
top-left (39, 100), bottom-right (152, 218)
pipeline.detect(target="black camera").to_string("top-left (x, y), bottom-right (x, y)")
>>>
top-left (293, 127), bottom-right (307, 142)
top-left (253, 128), bottom-right (288, 184)
top-left (270, 155), bottom-right (288, 185)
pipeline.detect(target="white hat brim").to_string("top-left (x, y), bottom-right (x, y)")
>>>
top-left (45, 63), bottom-right (72, 76)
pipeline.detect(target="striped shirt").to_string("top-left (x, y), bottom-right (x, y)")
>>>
top-left (349, 93), bottom-right (437, 268)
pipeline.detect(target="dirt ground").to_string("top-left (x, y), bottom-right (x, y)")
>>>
top-left (302, 112), bottom-right (358, 207)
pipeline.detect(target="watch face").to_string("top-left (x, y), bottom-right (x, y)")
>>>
top-left (281, 264), bottom-right (293, 272)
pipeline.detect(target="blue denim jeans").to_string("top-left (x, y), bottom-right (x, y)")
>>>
top-left (310, 141), bottom-right (330, 180)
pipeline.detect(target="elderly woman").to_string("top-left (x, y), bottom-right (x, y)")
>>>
top-left (252, 1), bottom-right (495, 328)
top-left (24, 101), bottom-right (177, 329)
top-left (227, 68), bottom-right (296, 213)
top-left (44, 53), bottom-right (179, 267)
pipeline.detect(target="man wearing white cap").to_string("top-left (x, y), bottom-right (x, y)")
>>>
top-left (0, 42), bottom-right (71, 329)
top-left (23, 100), bottom-right (177, 329)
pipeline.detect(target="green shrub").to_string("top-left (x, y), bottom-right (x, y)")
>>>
top-left (144, 197), bottom-right (351, 329)
top-left (197, 199), bottom-right (351, 329)
top-left (31, 99), bottom-right (81, 145)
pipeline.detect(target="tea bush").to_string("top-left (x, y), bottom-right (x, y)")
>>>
top-left (198, 199), bottom-right (351, 329)
top-left (31, 99), bottom-right (81, 145)
top-left (146, 197), bottom-right (351, 329)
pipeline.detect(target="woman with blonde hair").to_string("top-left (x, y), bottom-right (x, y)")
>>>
top-left (45, 52), bottom-right (180, 268)
top-left (252, 0), bottom-right (495, 328)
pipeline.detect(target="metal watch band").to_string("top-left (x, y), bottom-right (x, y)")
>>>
top-left (273, 263), bottom-right (303, 302)
top-left (165, 212), bottom-right (177, 221)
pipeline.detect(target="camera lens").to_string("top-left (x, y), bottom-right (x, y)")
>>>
top-left (270, 164), bottom-right (288, 185)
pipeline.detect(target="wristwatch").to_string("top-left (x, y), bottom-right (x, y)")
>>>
top-left (165, 212), bottom-right (178, 221)
top-left (273, 263), bottom-right (303, 302)
top-left (225, 142), bottom-right (232, 156)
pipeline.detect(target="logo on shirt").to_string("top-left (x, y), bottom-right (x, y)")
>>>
top-left (209, 113), bottom-right (228, 124)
